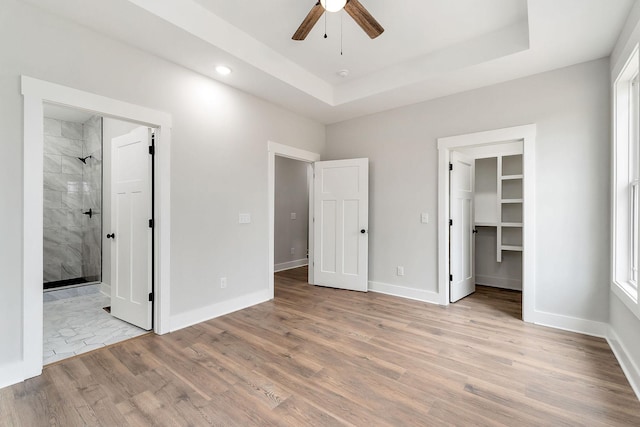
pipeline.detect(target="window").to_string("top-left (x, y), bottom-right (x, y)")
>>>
top-left (613, 46), bottom-right (640, 316)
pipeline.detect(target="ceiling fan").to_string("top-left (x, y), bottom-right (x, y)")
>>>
top-left (292, 0), bottom-right (384, 41)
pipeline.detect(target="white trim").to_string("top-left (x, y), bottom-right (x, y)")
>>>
top-left (369, 281), bottom-right (441, 305)
top-left (0, 362), bottom-right (26, 390)
top-left (267, 141), bottom-right (320, 298)
top-left (99, 282), bottom-right (111, 297)
top-left (274, 259), bottom-right (309, 272)
top-left (22, 93), bottom-right (44, 380)
top-left (475, 275), bottom-right (522, 291)
top-left (20, 76), bottom-right (172, 385)
top-left (169, 289), bottom-right (271, 332)
top-left (456, 140), bottom-right (523, 159)
top-left (531, 310), bottom-right (608, 338)
top-left (611, 45), bottom-right (640, 321)
top-left (437, 124), bottom-right (536, 323)
top-left (607, 326), bottom-right (640, 401)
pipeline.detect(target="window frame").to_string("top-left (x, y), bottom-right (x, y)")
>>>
top-left (612, 45), bottom-right (640, 319)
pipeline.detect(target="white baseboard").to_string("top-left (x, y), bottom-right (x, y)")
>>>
top-left (607, 327), bottom-right (640, 401)
top-left (368, 281), bottom-right (440, 305)
top-left (532, 310), bottom-right (608, 338)
top-left (99, 282), bottom-right (110, 297)
top-left (0, 361), bottom-right (25, 390)
top-left (274, 259), bottom-right (308, 272)
top-left (169, 289), bottom-right (271, 332)
top-left (476, 274), bottom-right (522, 291)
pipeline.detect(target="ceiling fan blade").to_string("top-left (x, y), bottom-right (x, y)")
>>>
top-left (344, 0), bottom-right (384, 39)
top-left (292, 1), bottom-right (324, 40)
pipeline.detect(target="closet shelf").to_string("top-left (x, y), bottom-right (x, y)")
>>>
top-left (475, 222), bottom-right (498, 227)
top-left (501, 174), bottom-right (523, 180)
top-left (501, 245), bottom-right (523, 251)
top-left (501, 222), bottom-right (523, 227)
top-left (501, 198), bottom-right (523, 204)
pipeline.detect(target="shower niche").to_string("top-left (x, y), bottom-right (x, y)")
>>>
top-left (43, 105), bottom-right (103, 289)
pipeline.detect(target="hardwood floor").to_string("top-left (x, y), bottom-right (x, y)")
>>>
top-left (2, 266), bottom-right (640, 426)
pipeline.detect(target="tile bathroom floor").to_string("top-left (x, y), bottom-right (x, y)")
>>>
top-left (43, 284), bottom-right (148, 365)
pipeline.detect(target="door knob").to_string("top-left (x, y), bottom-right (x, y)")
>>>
top-left (106, 233), bottom-right (115, 239)
top-left (361, 229), bottom-right (367, 234)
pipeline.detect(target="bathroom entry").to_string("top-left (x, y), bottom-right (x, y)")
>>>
top-left (42, 105), bottom-right (149, 365)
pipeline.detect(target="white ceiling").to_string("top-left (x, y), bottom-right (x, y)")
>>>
top-left (23, 0), bottom-right (635, 124)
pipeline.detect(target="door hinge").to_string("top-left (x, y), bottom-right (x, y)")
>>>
top-left (149, 143), bottom-right (155, 156)
top-left (449, 274), bottom-right (453, 282)
top-left (148, 292), bottom-right (154, 302)
top-left (149, 219), bottom-right (154, 228)
top-left (449, 219), bottom-right (453, 226)
top-left (449, 163), bottom-right (453, 171)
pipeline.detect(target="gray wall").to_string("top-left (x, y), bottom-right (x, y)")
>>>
top-left (325, 58), bottom-right (611, 323)
top-left (0, 0), bottom-right (324, 368)
top-left (274, 156), bottom-right (309, 269)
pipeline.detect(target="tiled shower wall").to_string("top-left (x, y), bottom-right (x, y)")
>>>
top-left (43, 116), bottom-right (102, 284)
top-left (83, 117), bottom-right (102, 282)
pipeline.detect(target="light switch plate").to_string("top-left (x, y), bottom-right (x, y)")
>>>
top-left (290, 212), bottom-right (297, 220)
top-left (239, 213), bottom-right (251, 224)
top-left (420, 213), bottom-right (429, 223)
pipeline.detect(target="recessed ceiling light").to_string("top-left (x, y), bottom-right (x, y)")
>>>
top-left (216, 65), bottom-right (232, 76)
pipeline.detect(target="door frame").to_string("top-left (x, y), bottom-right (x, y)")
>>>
top-left (267, 141), bottom-right (320, 298)
top-left (437, 124), bottom-right (536, 322)
top-left (21, 76), bottom-right (172, 381)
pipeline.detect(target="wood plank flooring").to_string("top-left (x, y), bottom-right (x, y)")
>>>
top-left (2, 266), bottom-right (640, 426)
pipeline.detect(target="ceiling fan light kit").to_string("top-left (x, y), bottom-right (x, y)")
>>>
top-left (320, 0), bottom-right (347, 13)
top-left (292, 0), bottom-right (384, 41)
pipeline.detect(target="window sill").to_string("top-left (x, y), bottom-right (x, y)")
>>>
top-left (612, 280), bottom-right (639, 320)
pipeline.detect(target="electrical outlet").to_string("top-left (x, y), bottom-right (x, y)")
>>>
top-left (290, 212), bottom-right (297, 220)
top-left (220, 277), bottom-right (227, 288)
top-left (238, 213), bottom-right (251, 224)
top-left (397, 266), bottom-right (405, 276)
top-left (290, 247), bottom-right (295, 255)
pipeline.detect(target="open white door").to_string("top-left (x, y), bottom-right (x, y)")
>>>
top-left (450, 151), bottom-right (475, 302)
top-left (109, 127), bottom-right (153, 330)
top-left (313, 158), bottom-right (369, 291)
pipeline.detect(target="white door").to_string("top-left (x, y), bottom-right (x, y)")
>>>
top-left (313, 158), bottom-right (369, 291)
top-left (109, 127), bottom-right (153, 330)
top-left (450, 151), bottom-right (475, 302)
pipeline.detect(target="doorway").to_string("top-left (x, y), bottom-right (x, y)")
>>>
top-left (267, 141), bottom-right (371, 296)
top-left (274, 156), bottom-right (311, 273)
top-left (437, 124), bottom-right (536, 322)
top-left (268, 141), bottom-right (319, 296)
top-left (41, 105), bottom-right (152, 364)
top-left (22, 76), bottom-right (172, 381)
top-left (449, 142), bottom-right (525, 319)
